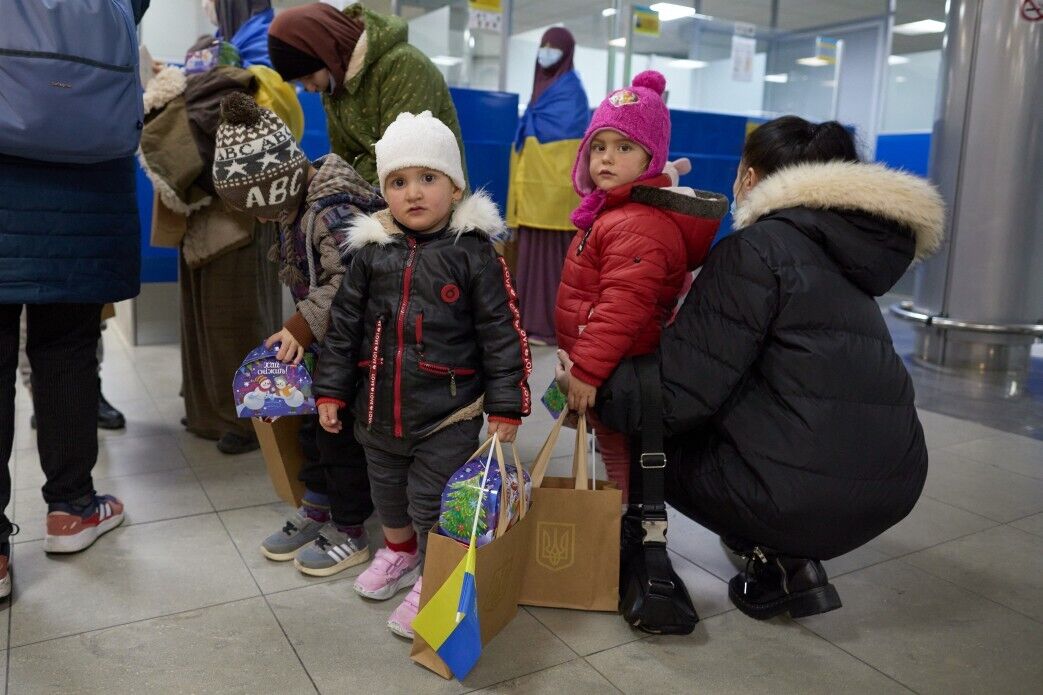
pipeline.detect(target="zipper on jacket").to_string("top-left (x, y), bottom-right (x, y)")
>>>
top-left (576, 227), bottom-right (595, 256)
top-left (417, 361), bottom-right (477, 397)
top-left (366, 318), bottom-right (384, 430)
top-left (415, 312), bottom-right (424, 351)
top-left (392, 239), bottom-right (418, 437)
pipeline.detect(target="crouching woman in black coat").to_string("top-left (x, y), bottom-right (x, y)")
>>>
top-left (559, 116), bottom-right (944, 621)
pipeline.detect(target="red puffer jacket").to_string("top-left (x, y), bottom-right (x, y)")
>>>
top-left (555, 175), bottom-right (727, 386)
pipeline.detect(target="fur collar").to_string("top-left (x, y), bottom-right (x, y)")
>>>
top-left (143, 67), bottom-right (187, 115)
top-left (344, 189), bottom-right (506, 252)
top-left (344, 31), bottom-right (368, 84)
top-left (733, 161), bottom-right (944, 260)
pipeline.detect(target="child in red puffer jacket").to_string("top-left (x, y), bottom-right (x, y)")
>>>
top-left (555, 71), bottom-right (727, 501)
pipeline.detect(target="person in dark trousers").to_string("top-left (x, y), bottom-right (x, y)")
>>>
top-left (209, 93), bottom-right (383, 578)
top-left (0, 0), bottom-right (151, 600)
top-left (559, 116), bottom-right (944, 621)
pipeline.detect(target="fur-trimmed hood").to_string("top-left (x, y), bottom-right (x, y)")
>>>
top-left (343, 189), bottom-right (506, 252)
top-left (733, 160), bottom-right (944, 261)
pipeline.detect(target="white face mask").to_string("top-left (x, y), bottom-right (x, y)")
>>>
top-left (537, 47), bottom-right (564, 69)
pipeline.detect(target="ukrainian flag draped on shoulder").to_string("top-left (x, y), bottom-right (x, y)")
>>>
top-left (507, 70), bottom-right (589, 231)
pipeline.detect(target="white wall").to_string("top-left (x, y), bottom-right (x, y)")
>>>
top-left (140, 0), bottom-right (214, 62)
top-left (881, 49), bottom-right (941, 133)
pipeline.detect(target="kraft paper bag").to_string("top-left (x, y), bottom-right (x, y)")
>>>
top-left (252, 417), bottom-right (305, 508)
top-left (411, 437), bottom-right (533, 679)
top-left (519, 411), bottom-right (622, 612)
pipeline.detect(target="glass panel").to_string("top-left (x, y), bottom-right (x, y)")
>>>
top-left (397, 0), bottom-right (502, 89)
top-left (627, 7), bottom-right (772, 116)
top-left (880, 0), bottom-right (946, 133)
top-left (508, 0), bottom-right (617, 110)
top-left (775, 0), bottom-right (889, 31)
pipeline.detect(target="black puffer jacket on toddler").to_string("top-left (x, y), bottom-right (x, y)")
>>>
top-left (312, 191), bottom-right (532, 440)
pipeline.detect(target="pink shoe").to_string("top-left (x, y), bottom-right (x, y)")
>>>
top-left (353, 546), bottom-right (421, 600)
top-left (388, 577), bottom-right (422, 639)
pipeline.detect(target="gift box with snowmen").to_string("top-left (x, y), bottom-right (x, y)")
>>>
top-left (233, 343), bottom-right (317, 418)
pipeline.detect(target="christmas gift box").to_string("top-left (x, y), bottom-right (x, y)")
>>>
top-left (233, 343), bottom-right (317, 419)
top-left (438, 449), bottom-right (531, 547)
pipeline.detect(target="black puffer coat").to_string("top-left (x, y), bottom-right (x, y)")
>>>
top-left (597, 161), bottom-right (944, 559)
top-left (313, 191), bottom-right (532, 440)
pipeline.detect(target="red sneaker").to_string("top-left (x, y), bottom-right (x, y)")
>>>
top-left (44, 494), bottom-right (125, 554)
top-left (0, 542), bottom-right (11, 600)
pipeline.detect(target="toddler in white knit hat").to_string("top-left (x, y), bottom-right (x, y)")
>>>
top-left (311, 111), bottom-right (531, 640)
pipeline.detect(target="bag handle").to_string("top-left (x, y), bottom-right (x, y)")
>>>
top-left (529, 410), bottom-right (593, 491)
top-left (571, 413), bottom-right (589, 491)
top-left (635, 355), bottom-right (668, 542)
top-left (529, 410), bottom-right (568, 487)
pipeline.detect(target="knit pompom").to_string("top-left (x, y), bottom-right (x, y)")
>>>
top-left (220, 92), bottom-right (262, 126)
top-left (632, 70), bottom-right (666, 95)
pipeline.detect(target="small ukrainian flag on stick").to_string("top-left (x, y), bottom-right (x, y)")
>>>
top-left (413, 434), bottom-right (497, 680)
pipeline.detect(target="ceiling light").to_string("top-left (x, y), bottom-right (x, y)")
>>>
top-left (888, 55), bottom-right (910, 65)
top-left (764, 73), bottom-right (789, 83)
top-left (893, 19), bottom-right (945, 35)
top-left (796, 56), bottom-right (830, 67)
top-left (609, 37), bottom-right (626, 47)
top-left (649, 3), bottom-right (693, 22)
top-left (895, 76), bottom-right (908, 83)
top-left (669, 59), bottom-right (708, 69)
top-left (602, 8), bottom-right (617, 17)
top-left (430, 55), bottom-right (463, 66)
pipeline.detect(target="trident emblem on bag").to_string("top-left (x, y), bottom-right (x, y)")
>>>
top-left (536, 522), bottom-right (575, 571)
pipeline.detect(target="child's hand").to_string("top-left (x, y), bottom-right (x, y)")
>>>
top-left (265, 328), bottom-right (304, 365)
top-left (555, 349), bottom-right (573, 393)
top-left (318, 402), bottom-right (342, 433)
top-left (488, 420), bottom-right (519, 443)
top-left (568, 376), bottom-right (597, 413)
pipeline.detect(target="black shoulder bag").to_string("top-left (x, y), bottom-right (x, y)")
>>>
top-left (619, 355), bottom-right (699, 634)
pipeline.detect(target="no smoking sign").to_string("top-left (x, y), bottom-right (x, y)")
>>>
top-left (1022, 0), bottom-right (1043, 22)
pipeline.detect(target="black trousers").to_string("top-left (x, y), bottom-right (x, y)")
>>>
top-left (1, 303), bottom-right (102, 544)
top-left (297, 414), bottom-right (374, 527)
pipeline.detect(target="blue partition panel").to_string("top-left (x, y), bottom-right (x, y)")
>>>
top-left (875, 132), bottom-right (931, 177)
top-left (136, 165), bottom-right (178, 283)
top-left (668, 110), bottom-right (752, 243)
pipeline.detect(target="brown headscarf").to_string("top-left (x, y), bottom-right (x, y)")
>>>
top-left (268, 3), bottom-right (364, 87)
top-left (531, 27), bottom-right (576, 105)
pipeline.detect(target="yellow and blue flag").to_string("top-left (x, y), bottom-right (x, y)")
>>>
top-left (412, 539), bottom-right (481, 679)
top-left (413, 437), bottom-right (497, 680)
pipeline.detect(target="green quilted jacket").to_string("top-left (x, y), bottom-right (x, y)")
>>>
top-left (323, 6), bottom-right (466, 187)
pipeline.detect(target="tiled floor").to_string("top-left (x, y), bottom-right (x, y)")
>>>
top-left (3, 317), bottom-right (1041, 694)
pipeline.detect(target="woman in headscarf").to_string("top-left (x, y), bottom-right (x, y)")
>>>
top-left (268, 3), bottom-right (465, 187)
top-left (506, 28), bottom-right (589, 345)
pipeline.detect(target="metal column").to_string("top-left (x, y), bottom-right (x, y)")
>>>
top-left (893, 0), bottom-right (1043, 373)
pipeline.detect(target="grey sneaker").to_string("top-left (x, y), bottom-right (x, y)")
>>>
top-left (294, 522), bottom-right (371, 577)
top-left (260, 510), bottom-right (323, 561)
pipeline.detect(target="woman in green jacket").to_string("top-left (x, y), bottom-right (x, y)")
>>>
top-left (268, 3), bottom-right (465, 186)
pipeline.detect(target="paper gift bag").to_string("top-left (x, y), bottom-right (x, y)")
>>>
top-left (252, 417), bottom-right (305, 508)
top-left (519, 411), bottom-right (622, 612)
top-left (411, 437), bottom-right (533, 679)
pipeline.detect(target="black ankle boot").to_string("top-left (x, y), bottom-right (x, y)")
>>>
top-left (98, 380), bottom-right (126, 430)
top-left (217, 431), bottom-right (260, 455)
top-left (728, 548), bottom-right (842, 620)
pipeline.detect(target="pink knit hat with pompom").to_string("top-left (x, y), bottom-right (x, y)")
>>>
top-left (571, 70), bottom-right (671, 196)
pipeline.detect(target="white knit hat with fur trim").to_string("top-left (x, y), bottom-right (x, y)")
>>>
top-left (375, 111), bottom-right (465, 195)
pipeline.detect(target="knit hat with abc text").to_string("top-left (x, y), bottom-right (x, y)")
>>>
top-left (212, 92), bottom-right (308, 218)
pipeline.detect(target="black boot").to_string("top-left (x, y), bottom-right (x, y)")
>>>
top-left (98, 380), bottom-right (126, 430)
top-left (217, 431), bottom-right (260, 455)
top-left (728, 548), bottom-right (842, 620)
